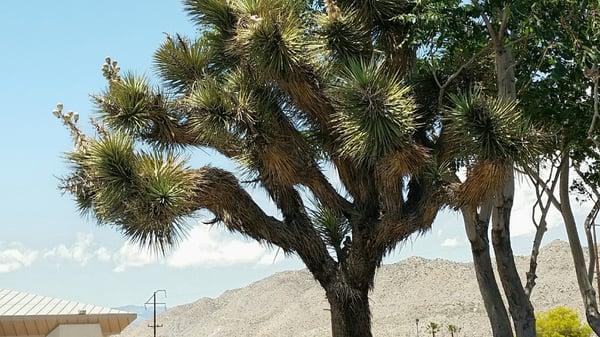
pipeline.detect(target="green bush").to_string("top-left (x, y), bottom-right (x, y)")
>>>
top-left (537, 307), bottom-right (592, 337)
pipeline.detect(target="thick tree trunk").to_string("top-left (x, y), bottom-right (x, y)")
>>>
top-left (462, 204), bottom-right (513, 337)
top-left (559, 158), bottom-right (600, 334)
top-left (326, 286), bottom-right (372, 337)
top-left (492, 171), bottom-right (536, 337)
top-left (495, 46), bottom-right (516, 98)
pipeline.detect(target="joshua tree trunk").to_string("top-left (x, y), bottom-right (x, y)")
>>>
top-left (462, 204), bottom-right (513, 337)
top-left (492, 170), bottom-right (536, 337)
top-left (327, 286), bottom-right (372, 337)
top-left (559, 158), bottom-right (600, 334)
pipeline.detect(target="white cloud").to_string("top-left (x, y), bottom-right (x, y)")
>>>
top-left (441, 237), bottom-right (462, 248)
top-left (112, 242), bottom-right (159, 272)
top-left (111, 225), bottom-right (284, 272)
top-left (44, 233), bottom-right (110, 266)
top-left (0, 223), bottom-right (285, 273)
top-left (166, 226), bottom-right (280, 268)
top-left (0, 244), bottom-right (38, 273)
top-left (95, 247), bottom-right (112, 262)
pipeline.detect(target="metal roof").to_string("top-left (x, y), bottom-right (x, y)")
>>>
top-left (0, 289), bottom-right (136, 336)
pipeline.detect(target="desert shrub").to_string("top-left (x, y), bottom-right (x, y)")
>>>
top-left (537, 307), bottom-right (592, 337)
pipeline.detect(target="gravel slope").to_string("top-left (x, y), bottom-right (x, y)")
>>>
top-left (119, 240), bottom-right (586, 337)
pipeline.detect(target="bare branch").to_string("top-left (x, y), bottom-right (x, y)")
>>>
top-left (522, 165), bottom-right (562, 209)
top-left (525, 163), bottom-right (560, 297)
top-left (481, 12), bottom-right (500, 48)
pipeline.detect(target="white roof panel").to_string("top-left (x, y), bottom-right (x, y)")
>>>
top-left (0, 289), bottom-right (136, 336)
top-left (0, 289), bottom-right (132, 317)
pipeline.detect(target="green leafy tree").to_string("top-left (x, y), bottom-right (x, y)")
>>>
top-left (54, 1), bottom-right (541, 336)
top-left (537, 307), bottom-right (593, 337)
top-left (418, 1), bottom-right (600, 336)
top-left (512, 0), bottom-right (600, 333)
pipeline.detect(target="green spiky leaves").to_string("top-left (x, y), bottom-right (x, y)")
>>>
top-left (446, 89), bottom-right (543, 165)
top-left (330, 59), bottom-right (417, 165)
top-left (233, 3), bottom-right (306, 79)
top-left (154, 35), bottom-right (210, 93)
top-left (310, 203), bottom-right (350, 258)
top-left (338, 0), bottom-right (411, 21)
top-left (64, 133), bottom-right (196, 253)
top-left (185, 76), bottom-right (240, 148)
top-left (184, 0), bottom-right (236, 32)
top-left (96, 74), bottom-right (163, 136)
top-left (316, 8), bottom-right (370, 62)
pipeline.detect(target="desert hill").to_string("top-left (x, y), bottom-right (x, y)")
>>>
top-left (120, 240), bottom-right (585, 337)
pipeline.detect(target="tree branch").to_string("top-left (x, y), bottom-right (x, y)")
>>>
top-left (259, 176), bottom-right (338, 286)
top-left (588, 66), bottom-right (600, 147)
top-left (584, 198), bottom-right (600, 285)
top-left (371, 185), bottom-right (445, 259)
top-left (522, 165), bottom-right (562, 209)
top-left (525, 162), bottom-right (561, 297)
top-left (497, 6), bottom-right (510, 43)
top-left (481, 12), bottom-right (500, 48)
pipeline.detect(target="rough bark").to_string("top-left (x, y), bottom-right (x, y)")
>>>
top-left (492, 170), bottom-right (536, 337)
top-left (327, 286), bottom-right (372, 337)
top-left (559, 158), bottom-right (600, 334)
top-left (462, 204), bottom-right (513, 337)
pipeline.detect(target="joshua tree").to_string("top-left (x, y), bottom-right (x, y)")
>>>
top-left (426, 322), bottom-right (441, 337)
top-left (447, 324), bottom-right (461, 337)
top-left (55, 1), bottom-right (541, 336)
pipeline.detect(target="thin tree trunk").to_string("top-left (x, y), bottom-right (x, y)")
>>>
top-left (559, 158), bottom-right (600, 333)
top-left (489, 28), bottom-right (538, 334)
top-left (327, 286), bottom-right (372, 337)
top-left (462, 204), bottom-right (513, 337)
top-left (492, 170), bottom-right (536, 337)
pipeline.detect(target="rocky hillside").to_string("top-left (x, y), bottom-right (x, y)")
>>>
top-left (119, 241), bottom-right (586, 337)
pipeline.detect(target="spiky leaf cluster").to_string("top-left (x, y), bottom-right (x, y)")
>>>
top-left (154, 35), bottom-right (211, 93)
top-left (63, 133), bottom-right (195, 253)
top-left (446, 89), bottom-right (542, 166)
top-left (310, 203), bottom-right (350, 257)
top-left (330, 59), bottom-right (417, 165)
top-left (315, 8), bottom-right (370, 62)
top-left (233, 10), bottom-right (307, 80)
top-left (95, 74), bottom-right (160, 136)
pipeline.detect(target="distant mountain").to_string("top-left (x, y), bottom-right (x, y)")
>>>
top-left (119, 240), bottom-right (586, 337)
top-left (115, 305), bottom-right (167, 325)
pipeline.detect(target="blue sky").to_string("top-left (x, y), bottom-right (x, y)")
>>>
top-left (0, 1), bottom-right (587, 309)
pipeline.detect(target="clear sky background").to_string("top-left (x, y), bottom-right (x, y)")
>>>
top-left (0, 1), bottom-right (590, 309)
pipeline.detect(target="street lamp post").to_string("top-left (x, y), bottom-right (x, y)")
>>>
top-left (416, 318), bottom-right (420, 337)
